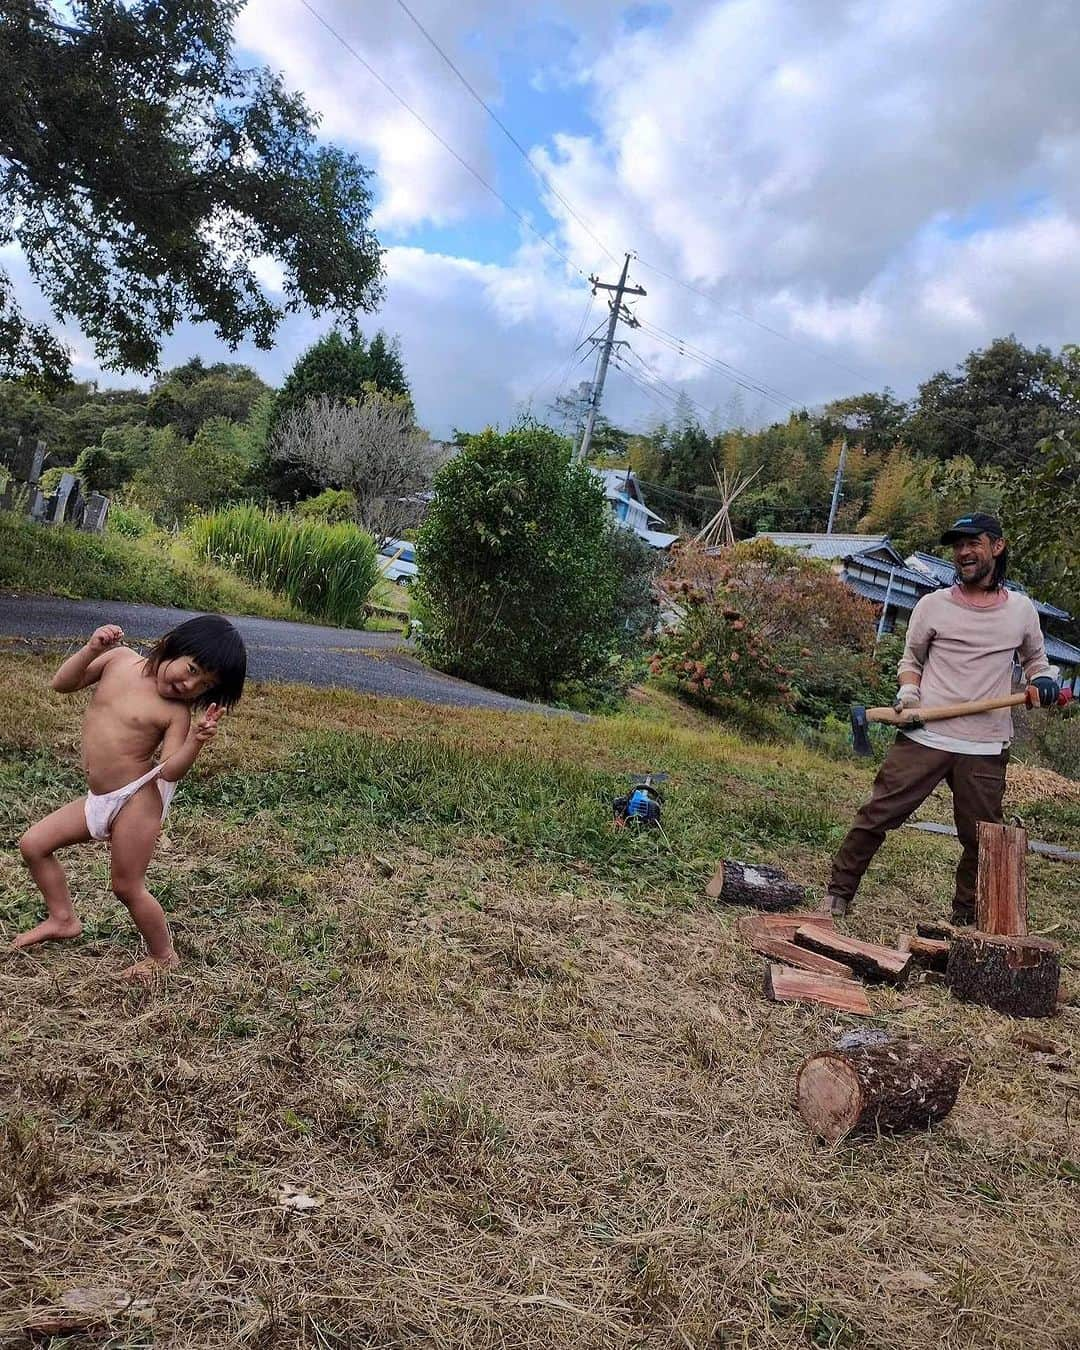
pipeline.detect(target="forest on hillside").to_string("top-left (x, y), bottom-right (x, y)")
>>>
top-left (580, 336), bottom-right (1080, 629)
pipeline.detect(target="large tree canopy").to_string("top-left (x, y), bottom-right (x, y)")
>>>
top-left (0, 0), bottom-right (384, 383)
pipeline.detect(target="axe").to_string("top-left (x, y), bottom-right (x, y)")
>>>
top-left (850, 687), bottom-right (1074, 756)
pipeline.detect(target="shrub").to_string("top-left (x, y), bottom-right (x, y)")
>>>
top-left (655, 539), bottom-right (878, 720)
top-left (413, 421), bottom-right (622, 699)
top-left (73, 424), bottom-right (151, 494)
top-left (189, 504), bottom-right (379, 627)
top-left (107, 499), bottom-right (156, 538)
top-left (130, 419), bottom-right (254, 525)
top-left (296, 488), bottom-right (358, 524)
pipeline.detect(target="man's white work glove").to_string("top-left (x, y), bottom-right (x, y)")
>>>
top-left (893, 685), bottom-right (922, 715)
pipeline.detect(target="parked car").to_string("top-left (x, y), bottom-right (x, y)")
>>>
top-left (378, 538), bottom-right (418, 585)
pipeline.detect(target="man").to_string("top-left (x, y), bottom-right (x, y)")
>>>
top-left (825, 513), bottom-right (1059, 923)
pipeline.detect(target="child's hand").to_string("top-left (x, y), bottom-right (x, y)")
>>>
top-left (88, 624), bottom-right (124, 653)
top-left (191, 703), bottom-right (223, 747)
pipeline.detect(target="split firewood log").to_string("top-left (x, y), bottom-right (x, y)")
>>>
top-left (763, 964), bottom-right (871, 1014)
top-left (795, 1038), bottom-right (965, 1143)
top-left (947, 932), bottom-right (1061, 1018)
top-left (897, 933), bottom-right (950, 974)
top-left (916, 920), bottom-right (960, 942)
top-left (746, 933), bottom-right (854, 979)
top-left (793, 926), bottom-right (912, 985)
top-left (705, 860), bottom-right (806, 911)
top-left (737, 912), bottom-right (835, 942)
top-left (975, 821), bottom-right (1028, 936)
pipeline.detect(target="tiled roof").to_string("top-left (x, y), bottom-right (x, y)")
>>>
top-left (846, 552), bottom-right (939, 591)
top-left (753, 531), bottom-right (891, 561)
top-left (1046, 634), bottom-right (1080, 667)
top-left (843, 575), bottom-right (916, 608)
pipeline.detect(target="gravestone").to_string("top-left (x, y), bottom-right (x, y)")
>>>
top-left (49, 473), bottom-right (78, 525)
top-left (6, 437), bottom-right (45, 485)
top-left (83, 493), bottom-right (110, 534)
top-left (29, 487), bottom-right (48, 521)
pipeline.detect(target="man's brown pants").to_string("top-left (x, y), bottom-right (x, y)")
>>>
top-left (829, 735), bottom-right (1008, 920)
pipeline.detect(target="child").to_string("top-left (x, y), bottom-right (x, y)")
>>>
top-left (12, 615), bottom-right (246, 981)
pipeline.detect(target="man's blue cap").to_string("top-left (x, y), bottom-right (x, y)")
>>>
top-left (941, 512), bottom-right (1003, 544)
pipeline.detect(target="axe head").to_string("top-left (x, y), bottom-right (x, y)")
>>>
top-left (850, 704), bottom-right (872, 757)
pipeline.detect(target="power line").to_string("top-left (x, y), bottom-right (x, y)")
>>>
top-left (297, 0), bottom-right (585, 277)
top-left (525, 289), bottom-right (596, 408)
top-left (391, 0), bottom-right (619, 266)
top-left (636, 317), bottom-right (800, 409)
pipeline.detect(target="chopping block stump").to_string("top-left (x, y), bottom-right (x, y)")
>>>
top-left (947, 932), bottom-right (1060, 1018)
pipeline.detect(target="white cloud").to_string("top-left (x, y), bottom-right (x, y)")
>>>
top-left (7, 0), bottom-right (1080, 438)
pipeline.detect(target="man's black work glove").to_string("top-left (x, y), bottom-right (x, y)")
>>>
top-left (1029, 676), bottom-right (1061, 708)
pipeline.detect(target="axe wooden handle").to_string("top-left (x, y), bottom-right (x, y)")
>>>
top-left (867, 692), bottom-right (1030, 727)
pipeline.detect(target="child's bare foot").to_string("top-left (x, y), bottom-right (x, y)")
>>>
top-left (10, 916), bottom-right (83, 951)
top-left (118, 952), bottom-right (180, 983)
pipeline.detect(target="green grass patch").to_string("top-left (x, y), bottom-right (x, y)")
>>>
top-left (0, 512), bottom-right (298, 620)
top-left (183, 727), bottom-right (848, 904)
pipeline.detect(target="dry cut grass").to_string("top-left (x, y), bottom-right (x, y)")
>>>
top-left (0, 653), bottom-right (1078, 1350)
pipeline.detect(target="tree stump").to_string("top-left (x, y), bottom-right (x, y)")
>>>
top-left (976, 822), bottom-right (1028, 935)
top-left (705, 860), bottom-right (806, 911)
top-left (795, 1039), bottom-right (965, 1143)
top-left (947, 932), bottom-right (1060, 1018)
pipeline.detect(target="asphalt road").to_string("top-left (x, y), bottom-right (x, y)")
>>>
top-left (0, 595), bottom-right (553, 715)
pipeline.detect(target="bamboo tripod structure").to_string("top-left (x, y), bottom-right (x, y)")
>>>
top-left (693, 465), bottom-right (761, 549)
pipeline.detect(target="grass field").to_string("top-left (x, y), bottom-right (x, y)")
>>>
top-left (0, 655), bottom-right (1078, 1349)
top-left (0, 515), bottom-right (410, 631)
top-left (0, 515), bottom-right (300, 621)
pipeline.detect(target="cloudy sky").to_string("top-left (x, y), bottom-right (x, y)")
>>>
top-left (13, 0), bottom-right (1080, 436)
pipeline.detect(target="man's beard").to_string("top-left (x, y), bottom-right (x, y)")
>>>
top-left (959, 558), bottom-right (994, 587)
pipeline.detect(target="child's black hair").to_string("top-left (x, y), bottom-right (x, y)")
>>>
top-left (145, 615), bottom-right (247, 710)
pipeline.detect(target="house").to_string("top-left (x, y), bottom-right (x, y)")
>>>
top-left (592, 469), bottom-right (679, 550)
top-left (751, 530), bottom-right (1080, 685)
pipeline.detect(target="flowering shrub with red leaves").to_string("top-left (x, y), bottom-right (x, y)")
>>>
top-left (653, 539), bottom-right (878, 719)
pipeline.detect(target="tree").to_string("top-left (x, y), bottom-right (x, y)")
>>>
top-left (0, 0), bottom-right (383, 383)
top-left (269, 392), bottom-right (441, 545)
top-left (74, 424), bottom-right (151, 493)
top-left (820, 389), bottom-right (908, 457)
top-left (267, 329), bottom-right (412, 500)
top-left (1008, 345), bottom-right (1080, 625)
top-left (147, 362), bottom-right (270, 439)
top-left (904, 338), bottom-right (1076, 470)
top-left (413, 421), bottom-right (623, 699)
top-left (130, 419), bottom-right (252, 523)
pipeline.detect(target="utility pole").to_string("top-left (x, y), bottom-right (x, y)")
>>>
top-left (826, 437), bottom-right (847, 534)
top-left (575, 253), bottom-right (646, 462)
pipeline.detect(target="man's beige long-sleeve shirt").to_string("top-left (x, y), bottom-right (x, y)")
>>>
top-left (897, 586), bottom-right (1051, 744)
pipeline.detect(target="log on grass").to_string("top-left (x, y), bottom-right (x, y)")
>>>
top-left (947, 932), bottom-right (1061, 1018)
top-left (916, 920), bottom-right (960, 942)
top-left (763, 964), bottom-right (871, 1015)
top-left (746, 933), bottom-right (854, 979)
top-left (737, 912), bottom-right (836, 942)
top-left (976, 822), bottom-right (1028, 936)
top-left (793, 926), bottom-right (912, 985)
top-left (795, 1039), bottom-right (965, 1143)
top-left (897, 933), bottom-right (951, 974)
top-left (705, 860), bottom-right (806, 911)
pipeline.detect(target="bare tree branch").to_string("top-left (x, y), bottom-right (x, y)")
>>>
top-left (270, 392), bottom-right (444, 545)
